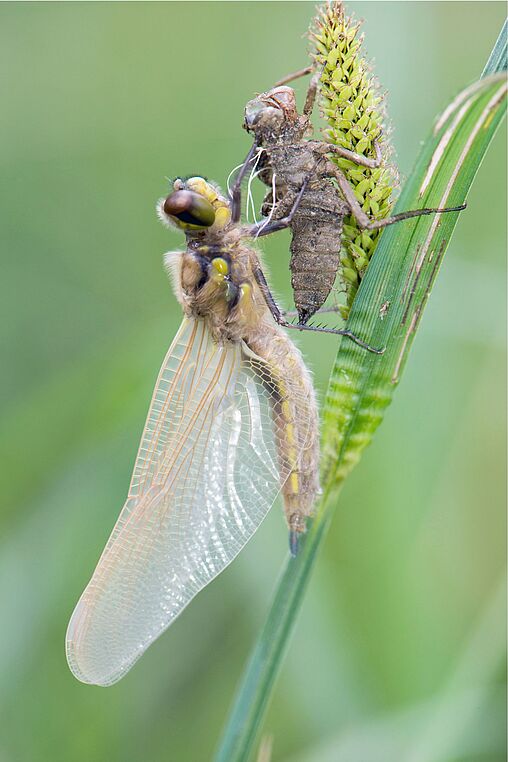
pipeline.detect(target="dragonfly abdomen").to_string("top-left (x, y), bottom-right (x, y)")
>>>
top-left (248, 325), bottom-right (320, 539)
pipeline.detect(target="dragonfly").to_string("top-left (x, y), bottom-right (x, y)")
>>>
top-left (65, 167), bottom-right (328, 687)
top-left (243, 76), bottom-right (466, 325)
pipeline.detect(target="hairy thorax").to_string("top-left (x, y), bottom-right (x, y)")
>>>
top-left (178, 231), bottom-right (271, 345)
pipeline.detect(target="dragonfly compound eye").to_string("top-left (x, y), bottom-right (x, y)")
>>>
top-left (163, 190), bottom-right (216, 229)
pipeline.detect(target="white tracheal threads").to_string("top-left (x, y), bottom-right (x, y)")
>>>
top-left (255, 171), bottom-right (278, 239)
top-left (246, 148), bottom-right (264, 223)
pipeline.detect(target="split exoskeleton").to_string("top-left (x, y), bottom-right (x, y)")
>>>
top-left (243, 72), bottom-right (465, 325)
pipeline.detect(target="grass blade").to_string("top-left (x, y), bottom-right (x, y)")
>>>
top-left (214, 36), bottom-right (507, 762)
top-left (482, 18), bottom-right (507, 77)
top-left (321, 71), bottom-right (507, 488)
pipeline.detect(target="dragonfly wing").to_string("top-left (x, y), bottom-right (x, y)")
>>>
top-left (66, 318), bottom-right (290, 686)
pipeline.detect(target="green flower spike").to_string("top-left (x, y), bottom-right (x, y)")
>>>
top-left (311, 0), bottom-right (398, 318)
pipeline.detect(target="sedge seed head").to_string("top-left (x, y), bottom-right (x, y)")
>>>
top-left (310, 1), bottom-right (398, 318)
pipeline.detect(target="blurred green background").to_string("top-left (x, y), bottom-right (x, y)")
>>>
top-left (1, 3), bottom-right (505, 761)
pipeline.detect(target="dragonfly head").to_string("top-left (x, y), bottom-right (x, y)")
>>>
top-left (158, 177), bottom-right (231, 232)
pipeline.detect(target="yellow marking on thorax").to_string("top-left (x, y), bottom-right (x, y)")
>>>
top-left (210, 257), bottom-right (229, 284)
top-left (239, 283), bottom-right (251, 302)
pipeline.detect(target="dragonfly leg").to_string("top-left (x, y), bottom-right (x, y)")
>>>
top-left (274, 64), bottom-right (324, 118)
top-left (248, 174), bottom-right (310, 237)
top-left (317, 140), bottom-right (383, 169)
top-left (302, 68), bottom-right (322, 117)
top-left (325, 162), bottom-right (466, 230)
top-left (274, 65), bottom-right (313, 87)
top-left (253, 264), bottom-right (384, 354)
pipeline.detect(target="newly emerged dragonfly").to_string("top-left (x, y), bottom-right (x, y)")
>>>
top-left (66, 170), bottom-right (332, 687)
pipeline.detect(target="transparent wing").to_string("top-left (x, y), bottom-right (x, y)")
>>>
top-left (66, 317), bottom-right (309, 686)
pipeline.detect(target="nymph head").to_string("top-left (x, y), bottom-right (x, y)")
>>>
top-left (244, 86), bottom-right (300, 138)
